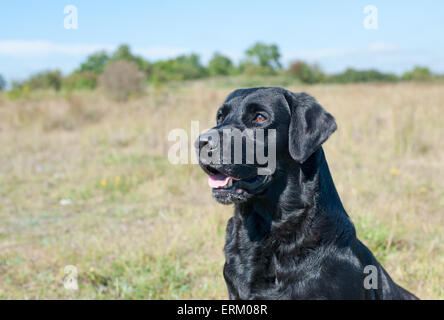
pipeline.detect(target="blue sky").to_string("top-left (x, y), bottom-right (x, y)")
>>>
top-left (1, 0), bottom-right (443, 82)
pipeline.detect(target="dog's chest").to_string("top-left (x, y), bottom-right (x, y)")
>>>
top-left (223, 215), bottom-right (331, 299)
top-left (223, 217), bottom-right (279, 299)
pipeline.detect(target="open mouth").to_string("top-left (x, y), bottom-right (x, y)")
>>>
top-left (206, 167), bottom-right (271, 194)
top-left (199, 164), bottom-right (272, 204)
top-left (208, 173), bottom-right (239, 189)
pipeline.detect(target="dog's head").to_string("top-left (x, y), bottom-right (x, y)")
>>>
top-left (195, 87), bottom-right (337, 205)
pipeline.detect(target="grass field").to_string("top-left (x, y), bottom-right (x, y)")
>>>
top-left (0, 81), bottom-right (443, 299)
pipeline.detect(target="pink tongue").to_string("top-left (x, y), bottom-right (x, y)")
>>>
top-left (208, 174), bottom-right (230, 189)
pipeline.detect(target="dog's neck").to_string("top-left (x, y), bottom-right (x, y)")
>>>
top-left (235, 148), bottom-right (356, 245)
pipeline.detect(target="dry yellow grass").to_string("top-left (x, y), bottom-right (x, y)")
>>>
top-left (0, 81), bottom-right (442, 299)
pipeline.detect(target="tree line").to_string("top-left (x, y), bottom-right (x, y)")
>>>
top-left (1, 42), bottom-right (442, 99)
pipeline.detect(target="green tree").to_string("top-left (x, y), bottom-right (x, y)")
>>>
top-left (151, 54), bottom-right (207, 82)
top-left (288, 61), bottom-right (325, 84)
top-left (110, 44), bottom-right (150, 73)
top-left (401, 66), bottom-right (434, 81)
top-left (79, 51), bottom-right (109, 74)
top-left (63, 72), bottom-right (98, 91)
top-left (245, 42), bottom-right (281, 69)
top-left (111, 44), bottom-right (133, 61)
top-left (208, 52), bottom-right (234, 76)
top-left (328, 68), bottom-right (398, 83)
top-left (0, 74), bottom-right (6, 90)
top-left (26, 70), bottom-right (63, 91)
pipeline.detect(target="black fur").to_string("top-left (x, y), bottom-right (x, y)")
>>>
top-left (197, 87), bottom-right (418, 300)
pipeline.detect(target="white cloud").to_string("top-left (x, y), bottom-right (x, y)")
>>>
top-left (368, 42), bottom-right (399, 53)
top-left (0, 40), bottom-right (115, 57)
top-left (0, 40), bottom-right (192, 60)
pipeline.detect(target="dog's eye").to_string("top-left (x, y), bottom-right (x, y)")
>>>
top-left (217, 115), bottom-right (224, 124)
top-left (254, 113), bottom-right (267, 123)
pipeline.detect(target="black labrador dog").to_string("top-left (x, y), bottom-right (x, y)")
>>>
top-left (196, 87), bottom-right (418, 300)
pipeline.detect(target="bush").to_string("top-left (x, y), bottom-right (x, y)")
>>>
top-left (26, 70), bottom-right (63, 91)
top-left (79, 51), bottom-right (110, 74)
top-left (328, 68), bottom-right (398, 83)
top-left (7, 82), bottom-right (30, 100)
top-left (401, 66), bottom-right (434, 81)
top-left (63, 72), bottom-right (98, 91)
top-left (151, 54), bottom-right (207, 82)
top-left (110, 44), bottom-right (151, 74)
top-left (238, 63), bottom-right (277, 76)
top-left (288, 61), bottom-right (325, 84)
top-left (78, 46), bottom-right (151, 78)
top-left (244, 42), bottom-right (281, 70)
top-left (208, 53), bottom-right (235, 76)
top-left (99, 60), bottom-right (145, 101)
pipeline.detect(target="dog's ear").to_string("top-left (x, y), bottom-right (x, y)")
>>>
top-left (284, 91), bottom-right (337, 163)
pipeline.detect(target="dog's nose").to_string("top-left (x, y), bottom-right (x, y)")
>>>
top-left (195, 132), bottom-right (218, 151)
